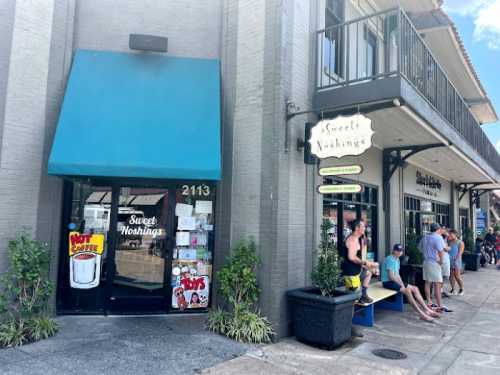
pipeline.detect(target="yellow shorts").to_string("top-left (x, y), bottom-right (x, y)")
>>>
top-left (344, 274), bottom-right (361, 291)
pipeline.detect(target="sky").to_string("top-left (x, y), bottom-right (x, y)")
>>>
top-left (443, 0), bottom-right (500, 151)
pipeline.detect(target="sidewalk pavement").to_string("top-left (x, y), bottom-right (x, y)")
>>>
top-left (204, 267), bottom-right (500, 375)
top-left (0, 267), bottom-right (498, 375)
top-left (0, 314), bottom-right (252, 375)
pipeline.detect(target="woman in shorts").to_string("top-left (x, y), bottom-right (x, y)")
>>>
top-left (448, 230), bottom-right (464, 295)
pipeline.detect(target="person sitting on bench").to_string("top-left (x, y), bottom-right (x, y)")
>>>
top-left (381, 244), bottom-right (440, 322)
top-left (343, 220), bottom-right (379, 305)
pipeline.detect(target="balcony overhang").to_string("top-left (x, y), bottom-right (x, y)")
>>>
top-left (314, 77), bottom-right (500, 184)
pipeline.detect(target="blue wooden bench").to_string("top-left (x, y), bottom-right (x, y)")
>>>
top-left (352, 282), bottom-right (404, 327)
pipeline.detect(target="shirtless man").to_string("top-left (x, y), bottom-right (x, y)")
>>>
top-left (343, 219), bottom-right (379, 305)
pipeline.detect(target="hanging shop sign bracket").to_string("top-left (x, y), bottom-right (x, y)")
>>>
top-left (287, 98), bottom-right (398, 154)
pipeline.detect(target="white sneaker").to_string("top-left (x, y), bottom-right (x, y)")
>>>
top-left (458, 289), bottom-right (464, 296)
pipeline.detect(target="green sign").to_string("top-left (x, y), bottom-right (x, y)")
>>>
top-left (317, 184), bottom-right (362, 194)
top-left (318, 165), bottom-right (363, 176)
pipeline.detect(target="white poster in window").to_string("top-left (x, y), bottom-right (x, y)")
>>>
top-left (175, 203), bottom-right (193, 217)
top-left (195, 201), bottom-right (212, 215)
top-left (176, 232), bottom-right (190, 246)
top-left (178, 216), bottom-right (196, 230)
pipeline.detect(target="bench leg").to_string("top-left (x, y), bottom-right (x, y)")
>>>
top-left (376, 293), bottom-right (404, 312)
top-left (352, 304), bottom-right (374, 327)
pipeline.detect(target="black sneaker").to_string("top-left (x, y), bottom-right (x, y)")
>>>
top-left (351, 327), bottom-right (364, 338)
top-left (358, 296), bottom-right (374, 305)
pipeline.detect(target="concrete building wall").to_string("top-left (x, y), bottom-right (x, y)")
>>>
top-left (0, 0), bottom-right (16, 163)
top-left (0, 0), bottom-right (56, 273)
top-left (73, 0), bottom-right (222, 59)
top-left (403, 163), bottom-right (452, 204)
top-left (36, 0), bottom-right (76, 302)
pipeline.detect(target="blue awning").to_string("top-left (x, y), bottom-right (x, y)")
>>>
top-left (48, 49), bottom-right (221, 181)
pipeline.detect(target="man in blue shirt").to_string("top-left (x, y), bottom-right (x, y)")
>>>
top-left (382, 244), bottom-right (440, 321)
top-left (419, 223), bottom-right (446, 310)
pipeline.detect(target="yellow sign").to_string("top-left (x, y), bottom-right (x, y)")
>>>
top-left (68, 232), bottom-right (105, 256)
top-left (319, 165), bottom-right (363, 176)
top-left (318, 184), bottom-right (362, 194)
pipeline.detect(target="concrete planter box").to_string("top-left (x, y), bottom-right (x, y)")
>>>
top-left (287, 287), bottom-right (359, 350)
top-left (463, 252), bottom-right (481, 271)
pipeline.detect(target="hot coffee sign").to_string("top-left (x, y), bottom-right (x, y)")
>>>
top-left (69, 232), bottom-right (105, 289)
top-left (309, 114), bottom-right (374, 159)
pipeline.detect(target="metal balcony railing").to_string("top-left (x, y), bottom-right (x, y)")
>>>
top-left (317, 8), bottom-right (500, 173)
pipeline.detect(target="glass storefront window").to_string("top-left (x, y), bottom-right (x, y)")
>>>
top-left (171, 183), bottom-right (216, 311)
top-left (58, 183), bottom-right (112, 312)
top-left (322, 179), bottom-right (378, 261)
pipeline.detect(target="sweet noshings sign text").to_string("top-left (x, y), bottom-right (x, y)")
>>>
top-left (309, 114), bottom-right (374, 159)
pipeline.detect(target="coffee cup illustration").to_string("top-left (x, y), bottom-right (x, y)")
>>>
top-left (72, 252), bottom-right (97, 284)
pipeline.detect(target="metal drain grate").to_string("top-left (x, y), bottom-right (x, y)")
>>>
top-left (372, 349), bottom-right (408, 360)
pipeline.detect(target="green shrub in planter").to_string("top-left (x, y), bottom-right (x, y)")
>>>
top-left (405, 230), bottom-right (423, 266)
top-left (207, 238), bottom-right (274, 343)
top-left (0, 232), bottom-right (58, 347)
top-left (311, 219), bottom-right (341, 296)
top-left (287, 218), bottom-right (359, 349)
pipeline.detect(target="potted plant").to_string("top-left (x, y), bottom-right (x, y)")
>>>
top-left (287, 219), bottom-right (359, 349)
top-left (462, 228), bottom-right (480, 271)
top-left (400, 230), bottom-right (425, 296)
top-left (206, 238), bottom-right (274, 343)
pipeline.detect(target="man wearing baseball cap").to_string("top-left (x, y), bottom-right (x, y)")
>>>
top-left (419, 223), bottom-right (446, 311)
top-left (382, 244), bottom-right (440, 321)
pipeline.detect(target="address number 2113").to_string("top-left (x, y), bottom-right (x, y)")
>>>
top-left (181, 185), bottom-right (211, 197)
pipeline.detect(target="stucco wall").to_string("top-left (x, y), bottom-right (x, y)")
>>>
top-left (0, 0), bottom-right (56, 273)
top-left (73, 0), bottom-right (222, 59)
top-left (0, 0), bottom-right (15, 166)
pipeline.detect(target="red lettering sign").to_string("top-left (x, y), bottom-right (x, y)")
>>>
top-left (180, 277), bottom-right (206, 291)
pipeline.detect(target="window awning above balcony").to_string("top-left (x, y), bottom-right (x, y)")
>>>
top-left (48, 49), bottom-right (221, 181)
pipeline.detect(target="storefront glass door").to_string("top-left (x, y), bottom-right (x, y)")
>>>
top-left (108, 187), bottom-right (169, 312)
top-left (58, 181), bottom-right (216, 315)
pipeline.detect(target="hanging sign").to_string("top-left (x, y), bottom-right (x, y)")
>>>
top-left (309, 114), bottom-right (374, 159)
top-left (318, 165), bottom-right (363, 176)
top-left (317, 184), bottom-right (363, 194)
top-left (69, 232), bottom-right (105, 289)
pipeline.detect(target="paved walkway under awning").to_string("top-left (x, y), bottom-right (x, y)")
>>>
top-left (204, 267), bottom-right (500, 375)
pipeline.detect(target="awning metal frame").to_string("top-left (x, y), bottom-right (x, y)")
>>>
top-left (383, 143), bottom-right (446, 211)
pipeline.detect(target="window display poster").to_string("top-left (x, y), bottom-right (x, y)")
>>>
top-left (178, 216), bottom-right (196, 230)
top-left (175, 203), bottom-right (193, 217)
top-left (176, 232), bottom-right (190, 246)
top-left (68, 232), bottom-right (105, 289)
top-left (195, 200), bottom-right (212, 215)
top-left (191, 232), bottom-right (207, 246)
top-left (172, 275), bottom-right (209, 310)
top-left (178, 248), bottom-right (197, 261)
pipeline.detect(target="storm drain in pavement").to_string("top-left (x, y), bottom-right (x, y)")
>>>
top-left (372, 349), bottom-right (408, 360)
